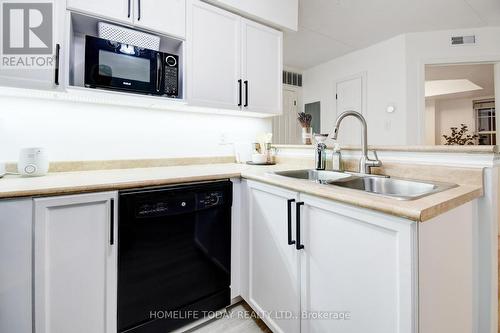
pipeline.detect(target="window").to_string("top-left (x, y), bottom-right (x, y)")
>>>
top-left (474, 99), bottom-right (496, 145)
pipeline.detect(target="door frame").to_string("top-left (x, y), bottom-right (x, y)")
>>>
top-left (416, 56), bottom-right (500, 145)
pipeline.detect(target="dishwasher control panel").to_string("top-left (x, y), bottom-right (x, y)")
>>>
top-left (197, 191), bottom-right (224, 209)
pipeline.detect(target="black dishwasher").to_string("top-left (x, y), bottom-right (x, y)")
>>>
top-left (118, 180), bottom-right (232, 333)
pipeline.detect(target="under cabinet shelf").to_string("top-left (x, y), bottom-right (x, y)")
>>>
top-left (0, 86), bottom-right (274, 118)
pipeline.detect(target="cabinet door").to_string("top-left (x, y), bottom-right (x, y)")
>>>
top-left (187, 0), bottom-right (241, 110)
top-left (300, 194), bottom-right (417, 333)
top-left (0, 1), bottom-right (65, 90)
top-left (67, 0), bottom-right (132, 24)
top-left (241, 18), bottom-right (282, 114)
top-left (0, 199), bottom-right (33, 333)
top-left (134, 0), bottom-right (186, 39)
top-left (246, 181), bottom-right (300, 333)
top-left (34, 192), bottom-right (117, 333)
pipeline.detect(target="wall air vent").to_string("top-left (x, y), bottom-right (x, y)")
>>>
top-left (451, 35), bottom-right (476, 46)
top-left (283, 70), bottom-right (302, 87)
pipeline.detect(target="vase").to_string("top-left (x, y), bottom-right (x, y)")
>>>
top-left (302, 127), bottom-right (313, 145)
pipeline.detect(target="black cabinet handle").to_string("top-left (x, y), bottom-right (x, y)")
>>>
top-left (238, 79), bottom-right (242, 106)
top-left (54, 43), bottom-right (60, 86)
top-left (287, 199), bottom-right (296, 245)
top-left (127, 0), bottom-right (131, 17)
top-left (244, 80), bottom-right (248, 107)
top-left (110, 198), bottom-right (115, 245)
top-left (137, 0), bottom-right (141, 20)
top-left (296, 202), bottom-right (304, 250)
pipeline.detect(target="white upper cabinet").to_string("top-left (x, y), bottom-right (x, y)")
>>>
top-left (207, 0), bottom-right (298, 31)
top-left (246, 181), bottom-right (301, 333)
top-left (66, 0), bottom-right (186, 39)
top-left (187, 0), bottom-right (241, 109)
top-left (0, 1), bottom-right (65, 90)
top-left (299, 194), bottom-right (417, 333)
top-left (33, 192), bottom-right (118, 333)
top-left (187, 0), bottom-right (283, 114)
top-left (133, 0), bottom-right (186, 38)
top-left (67, 0), bottom-right (133, 24)
top-left (241, 19), bottom-right (282, 114)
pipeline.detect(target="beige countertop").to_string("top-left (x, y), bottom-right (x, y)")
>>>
top-left (0, 162), bottom-right (483, 222)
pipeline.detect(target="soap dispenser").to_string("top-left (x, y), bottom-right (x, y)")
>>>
top-left (332, 142), bottom-right (343, 172)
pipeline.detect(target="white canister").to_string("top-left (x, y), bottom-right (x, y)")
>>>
top-left (18, 148), bottom-right (49, 177)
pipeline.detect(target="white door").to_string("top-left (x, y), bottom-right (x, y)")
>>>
top-left (300, 194), bottom-right (417, 333)
top-left (134, 0), bottom-right (186, 39)
top-left (187, 0), bottom-right (241, 109)
top-left (0, 1), bottom-right (65, 90)
top-left (67, 0), bottom-right (132, 24)
top-left (335, 75), bottom-right (364, 145)
top-left (241, 18), bottom-right (282, 114)
top-left (246, 181), bottom-right (300, 333)
top-left (272, 88), bottom-right (300, 144)
top-left (34, 192), bottom-right (118, 333)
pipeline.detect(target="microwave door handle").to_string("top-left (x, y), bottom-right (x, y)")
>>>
top-left (54, 43), bottom-right (60, 86)
top-left (156, 54), bottom-right (162, 93)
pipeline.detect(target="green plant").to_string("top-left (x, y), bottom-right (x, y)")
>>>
top-left (442, 124), bottom-right (478, 145)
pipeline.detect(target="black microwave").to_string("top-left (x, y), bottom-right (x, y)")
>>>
top-left (84, 35), bottom-right (179, 98)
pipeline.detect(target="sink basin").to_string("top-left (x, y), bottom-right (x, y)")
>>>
top-left (270, 169), bottom-right (457, 200)
top-left (328, 176), bottom-right (457, 200)
top-left (271, 169), bottom-right (351, 183)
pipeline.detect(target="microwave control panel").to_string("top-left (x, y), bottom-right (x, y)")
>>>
top-left (164, 54), bottom-right (179, 98)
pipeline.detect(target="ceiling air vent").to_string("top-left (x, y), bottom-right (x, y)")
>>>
top-left (283, 70), bottom-right (302, 87)
top-left (451, 35), bottom-right (476, 46)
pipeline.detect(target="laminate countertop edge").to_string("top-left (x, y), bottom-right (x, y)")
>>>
top-left (0, 163), bottom-right (484, 222)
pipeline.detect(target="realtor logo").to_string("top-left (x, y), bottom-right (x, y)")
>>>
top-left (1, 0), bottom-right (54, 68)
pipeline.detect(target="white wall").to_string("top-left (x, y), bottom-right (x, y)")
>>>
top-left (434, 97), bottom-right (476, 144)
top-left (303, 35), bottom-right (407, 145)
top-left (302, 26), bottom-right (500, 145)
top-left (0, 95), bottom-right (271, 161)
top-left (424, 100), bottom-right (436, 145)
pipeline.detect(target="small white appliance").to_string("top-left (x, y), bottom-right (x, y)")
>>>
top-left (98, 22), bottom-right (161, 51)
top-left (18, 148), bottom-right (49, 177)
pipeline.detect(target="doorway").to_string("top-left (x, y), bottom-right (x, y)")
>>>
top-left (424, 63), bottom-right (497, 145)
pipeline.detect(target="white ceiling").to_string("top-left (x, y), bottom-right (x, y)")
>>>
top-left (425, 63), bottom-right (494, 100)
top-left (425, 79), bottom-right (483, 97)
top-left (284, 0), bottom-right (500, 69)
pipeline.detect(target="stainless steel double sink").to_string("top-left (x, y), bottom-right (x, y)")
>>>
top-left (270, 169), bottom-right (457, 201)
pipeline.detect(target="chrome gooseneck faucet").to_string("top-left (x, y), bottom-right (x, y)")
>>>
top-left (332, 111), bottom-right (382, 174)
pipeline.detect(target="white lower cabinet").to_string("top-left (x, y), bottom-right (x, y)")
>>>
top-left (246, 181), bottom-right (301, 333)
top-left (299, 194), bottom-right (417, 333)
top-left (243, 180), bottom-right (418, 333)
top-left (33, 192), bottom-right (117, 333)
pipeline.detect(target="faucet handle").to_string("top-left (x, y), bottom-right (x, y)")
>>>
top-left (371, 150), bottom-right (382, 167)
